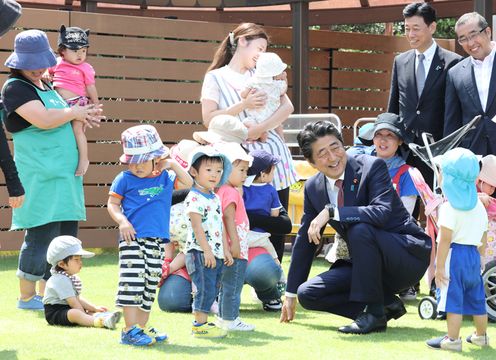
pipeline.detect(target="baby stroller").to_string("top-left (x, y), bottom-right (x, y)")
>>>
top-left (408, 116), bottom-right (496, 322)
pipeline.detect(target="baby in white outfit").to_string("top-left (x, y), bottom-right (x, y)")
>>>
top-left (241, 52), bottom-right (288, 141)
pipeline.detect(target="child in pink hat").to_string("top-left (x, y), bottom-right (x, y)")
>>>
top-left (107, 125), bottom-right (193, 346)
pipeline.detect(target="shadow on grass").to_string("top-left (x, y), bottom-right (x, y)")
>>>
top-left (0, 350), bottom-right (18, 360)
top-left (148, 331), bottom-right (290, 354)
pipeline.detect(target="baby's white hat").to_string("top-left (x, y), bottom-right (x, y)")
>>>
top-left (254, 52), bottom-right (287, 80)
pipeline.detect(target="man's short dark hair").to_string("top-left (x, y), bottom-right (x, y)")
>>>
top-left (297, 121), bottom-right (343, 163)
top-left (403, 2), bottom-right (437, 25)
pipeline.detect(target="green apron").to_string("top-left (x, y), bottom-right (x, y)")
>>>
top-left (5, 78), bottom-right (85, 230)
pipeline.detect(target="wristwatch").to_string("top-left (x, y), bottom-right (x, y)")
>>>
top-left (324, 203), bottom-right (335, 219)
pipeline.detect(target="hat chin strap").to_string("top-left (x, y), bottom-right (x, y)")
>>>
top-left (124, 141), bottom-right (163, 155)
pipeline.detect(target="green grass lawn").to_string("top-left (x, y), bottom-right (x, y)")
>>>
top-left (0, 251), bottom-right (493, 360)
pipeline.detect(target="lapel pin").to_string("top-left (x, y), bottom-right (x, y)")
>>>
top-left (435, 65), bottom-right (442, 71)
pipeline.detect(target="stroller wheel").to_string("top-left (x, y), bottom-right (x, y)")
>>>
top-left (483, 260), bottom-right (496, 322)
top-left (418, 296), bottom-right (437, 320)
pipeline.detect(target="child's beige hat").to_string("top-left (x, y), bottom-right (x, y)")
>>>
top-left (193, 115), bottom-right (248, 144)
top-left (479, 155), bottom-right (496, 188)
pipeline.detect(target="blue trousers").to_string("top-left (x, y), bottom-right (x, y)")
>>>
top-left (17, 221), bottom-right (78, 281)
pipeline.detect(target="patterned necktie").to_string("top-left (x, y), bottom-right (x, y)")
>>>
top-left (416, 53), bottom-right (426, 97)
top-left (335, 179), bottom-right (344, 207)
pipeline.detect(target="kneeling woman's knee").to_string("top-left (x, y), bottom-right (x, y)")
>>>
top-left (157, 275), bottom-right (192, 312)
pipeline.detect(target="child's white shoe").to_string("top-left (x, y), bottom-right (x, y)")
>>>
top-left (466, 332), bottom-right (490, 347)
top-left (222, 317), bottom-right (255, 331)
top-left (102, 311), bottom-right (122, 329)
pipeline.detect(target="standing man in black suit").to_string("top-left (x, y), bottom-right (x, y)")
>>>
top-left (280, 120), bottom-right (431, 334)
top-left (388, 2), bottom-right (461, 186)
top-left (444, 12), bottom-right (496, 157)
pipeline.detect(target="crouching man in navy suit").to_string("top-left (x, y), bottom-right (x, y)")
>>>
top-left (280, 120), bottom-right (431, 334)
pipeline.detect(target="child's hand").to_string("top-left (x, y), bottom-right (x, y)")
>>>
top-left (119, 220), bottom-right (136, 244)
top-left (224, 250), bottom-right (234, 266)
top-left (42, 70), bottom-right (52, 83)
top-left (203, 250), bottom-right (216, 268)
top-left (95, 306), bottom-right (108, 312)
top-left (435, 268), bottom-right (449, 288)
top-left (478, 192), bottom-right (492, 208)
top-left (158, 258), bottom-right (172, 288)
top-left (230, 242), bottom-right (240, 259)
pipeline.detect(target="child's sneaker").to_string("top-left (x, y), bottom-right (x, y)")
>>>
top-left (466, 332), bottom-right (490, 347)
top-left (426, 335), bottom-right (462, 352)
top-left (101, 311), bottom-right (121, 329)
top-left (263, 298), bottom-right (282, 312)
top-left (146, 327), bottom-right (168, 342)
top-left (191, 322), bottom-right (227, 338)
top-left (17, 295), bottom-right (44, 310)
top-left (121, 325), bottom-right (154, 346)
top-left (224, 317), bottom-right (255, 331)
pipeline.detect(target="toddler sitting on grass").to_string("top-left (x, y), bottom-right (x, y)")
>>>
top-left (43, 235), bottom-right (121, 329)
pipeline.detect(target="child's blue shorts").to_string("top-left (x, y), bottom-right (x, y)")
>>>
top-left (437, 243), bottom-right (486, 315)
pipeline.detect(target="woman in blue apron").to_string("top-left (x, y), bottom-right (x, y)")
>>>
top-left (2, 30), bottom-right (102, 310)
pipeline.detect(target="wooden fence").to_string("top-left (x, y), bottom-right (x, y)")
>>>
top-left (0, 8), bottom-right (454, 250)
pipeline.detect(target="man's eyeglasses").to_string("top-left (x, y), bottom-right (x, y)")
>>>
top-left (458, 26), bottom-right (488, 45)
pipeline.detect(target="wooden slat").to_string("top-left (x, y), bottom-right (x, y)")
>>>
top-left (84, 186), bottom-right (113, 206)
top-left (0, 207), bottom-right (116, 228)
top-left (331, 89), bottom-right (389, 108)
top-left (96, 79), bottom-right (201, 101)
top-left (333, 52), bottom-right (396, 72)
top-left (89, 57), bottom-right (210, 80)
top-left (99, 101), bottom-right (202, 122)
top-left (84, 122), bottom-right (203, 142)
top-left (332, 71), bottom-right (390, 90)
top-left (88, 35), bottom-right (218, 61)
top-left (0, 229), bottom-right (120, 251)
top-left (71, 11), bottom-right (233, 41)
top-left (333, 109), bottom-right (383, 125)
top-left (14, 8), bottom-right (70, 30)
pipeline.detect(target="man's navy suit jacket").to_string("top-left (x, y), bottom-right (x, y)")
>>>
top-left (286, 154), bottom-right (431, 294)
top-left (388, 46), bottom-right (461, 144)
top-left (444, 56), bottom-right (496, 156)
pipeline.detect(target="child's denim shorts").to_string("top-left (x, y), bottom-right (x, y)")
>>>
top-left (186, 249), bottom-right (223, 314)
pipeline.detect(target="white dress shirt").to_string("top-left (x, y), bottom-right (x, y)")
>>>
top-left (325, 173), bottom-right (345, 221)
top-left (471, 42), bottom-right (496, 111)
top-left (415, 40), bottom-right (437, 81)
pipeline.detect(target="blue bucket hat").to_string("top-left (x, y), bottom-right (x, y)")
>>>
top-left (188, 145), bottom-right (232, 187)
top-left (436, 147), bottom-right (480, 211)
top-left (4, 29), bottom-right (57, 70)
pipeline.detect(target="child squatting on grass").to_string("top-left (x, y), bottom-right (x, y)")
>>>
top-left (107, 125), bottom-right (193, 346)
top-left (426, 148), bottom-right (490, 352)
top-left (43, 235), bottom-right (121, 329)
top-left (184, 145), bottom-right (233, 338)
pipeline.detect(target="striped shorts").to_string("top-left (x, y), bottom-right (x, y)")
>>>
top-left (116, 237), bottom-right (165, 312)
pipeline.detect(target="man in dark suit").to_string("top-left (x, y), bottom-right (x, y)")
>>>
top-left (280, 120), bottom-right (431, 334)
top-left (444, 12), bottom-right (496, 157)
top-left (388, 2), bottom-right (461, 185)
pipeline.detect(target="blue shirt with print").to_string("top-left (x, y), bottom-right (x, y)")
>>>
top-left (110, 170), bottom-right (176, 240)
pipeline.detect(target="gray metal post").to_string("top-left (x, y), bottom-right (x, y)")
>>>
top-left (473, 0), bottom-right (493, 29)
top-left (291, 1), bottom-right (309, 114)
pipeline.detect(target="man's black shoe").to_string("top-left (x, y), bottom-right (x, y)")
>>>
top-left (338, 312), bottom-right (387, 334)
top-left (384, 297), bottom-right (407, 321)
